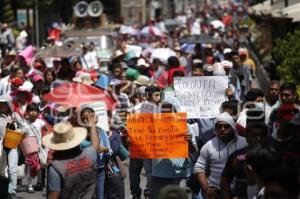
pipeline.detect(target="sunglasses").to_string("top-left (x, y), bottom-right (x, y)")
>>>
top-left (215, 123), bottom-right (231, 130)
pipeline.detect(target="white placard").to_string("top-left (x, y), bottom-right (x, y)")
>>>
top-left (174, 76), bottom-right (228, 118)
top-left (126, 45), bottom-right (142, 57)
top-left (83, 102), bottom-right (109, 131)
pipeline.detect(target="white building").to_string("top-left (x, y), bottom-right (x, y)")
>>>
top-left (250, 0), bottom-right (300, 22)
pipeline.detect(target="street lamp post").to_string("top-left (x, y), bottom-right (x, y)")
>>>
top-left (35, 0), bottom-right (39, 48)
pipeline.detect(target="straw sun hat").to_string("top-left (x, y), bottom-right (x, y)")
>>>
top-left (42, 121), bottom-right (87, 151)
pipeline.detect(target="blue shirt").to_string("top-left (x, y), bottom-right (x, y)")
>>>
top-left (97, 128), bottom-right (112, 168)
top-left (79, 127), bottom-right (112, 168)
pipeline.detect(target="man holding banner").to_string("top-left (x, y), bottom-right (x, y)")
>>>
top-left (150, 96), bottom-right (197, 199)
top-left (127, 95), bottom-right (198, 199)
top-left (128, 86), bottom-right (161, 199)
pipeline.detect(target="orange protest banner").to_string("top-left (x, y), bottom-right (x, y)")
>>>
top-left (127, 113), bottom-right (188, 159)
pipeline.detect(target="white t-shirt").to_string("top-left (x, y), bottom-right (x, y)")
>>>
top-left (82, 51), bottom-right (99, 70)
top-left (26, 119), bottom-right (45, 145)
top-left (264, 100), bottom-right (280, 124)
top-left (0, 76), bottom-right (10, 95)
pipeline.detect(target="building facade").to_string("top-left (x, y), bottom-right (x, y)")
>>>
top-left (250, 0), bottom-right (300, 22)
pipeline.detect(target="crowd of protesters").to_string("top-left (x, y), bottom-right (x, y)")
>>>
top-left (0, 1), bottom-right (299, 199)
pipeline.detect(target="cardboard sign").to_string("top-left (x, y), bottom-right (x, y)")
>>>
top-left (174, 76), bottom-right (228, 118)
top-left (127, 113), bottom-right (188, 159)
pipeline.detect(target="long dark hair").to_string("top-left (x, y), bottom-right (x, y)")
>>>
top-left (44, 68), bottom-right (56, 85)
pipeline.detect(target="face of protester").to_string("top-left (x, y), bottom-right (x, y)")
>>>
top-left (81, 110), bottom-right (93, 125)
top-left (112, 67), bottom-right (122, 79)
top-left (72, 62), bottom-right (82, 72)
top-left (268, 83), bottom-right (280, 100)
top-left (280, 89), bottom-right (296, 104)
top-left (34, 80), bottom-right (44, 92)
top-left (0, 102), bottom-right (11, 115)
top-left (192, 68), bottom-right (204, 76)
top-left (28, 110), bottom-right (38, 122)
top-left (150, 91), bottom-right (161, 104)
top-left (175, 50), bottom-right (181, 57)
top-left (15, 69), bottom-right (24, 79)
top-left (17, 92), bottom-right (29, 104)
top-left (141, 93), bottom-right (148, 102)
top-left (264, 182), bottom-right (297, 199)
top-left (82, 47), bottom-right (88, 54)
top-left (215, 121), bottom-right (234, 143)
top-left (246, 128), bottom-right (267, 146)
top-left (89, 44), bottom-right (95, 51)
top-left (232, 55), bottom-right (240, 68)
top-left (45, 72), bottom-right (54, 84)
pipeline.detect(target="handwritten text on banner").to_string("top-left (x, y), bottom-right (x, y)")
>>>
top-left (127, 113), bottom-right (188, 159)
top-left (174, 76), bottom-right (228, 118)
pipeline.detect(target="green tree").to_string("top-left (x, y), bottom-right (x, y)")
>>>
top-left (3, 0), bottom-right (15, 23)
top-left (273, 30), bottom-right (300, 85)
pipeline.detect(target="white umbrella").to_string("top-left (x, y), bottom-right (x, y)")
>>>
top-left (210, 20), bottom-right (225, 32)
top-left (119, 25), bottom-right (139, 35)
top-left (140, 26), bottom-right (163, 37)
top-left (150, 48), bottom-right (176, 64)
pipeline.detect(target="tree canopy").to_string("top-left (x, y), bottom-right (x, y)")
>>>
top-left (273, 30), bottom-right (300, 85)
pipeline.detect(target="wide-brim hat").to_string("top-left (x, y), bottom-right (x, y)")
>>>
top-left (42, 121), bottom-right (87, 151)
top-left (113, 50), bottom-right (124, 60)
top-left (95, 74), bottom-right (111, 89)
top-left (134, 75), bottom-right (151, 86)
top-left (72, 71), bottom-right (94, 86)
top-left (137, 58), bottom-right (150, 68)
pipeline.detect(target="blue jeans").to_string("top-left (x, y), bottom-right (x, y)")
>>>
top-left (96, 168), bottom-right (105, 199)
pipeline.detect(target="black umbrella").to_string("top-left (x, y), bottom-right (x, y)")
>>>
top-left (35, 45), bottom-right (81, 58)
top-left (179, 34), bottom-right (221, 44)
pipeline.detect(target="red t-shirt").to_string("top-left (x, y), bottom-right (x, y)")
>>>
top-left (167, 66), bottom-right (185, 85)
